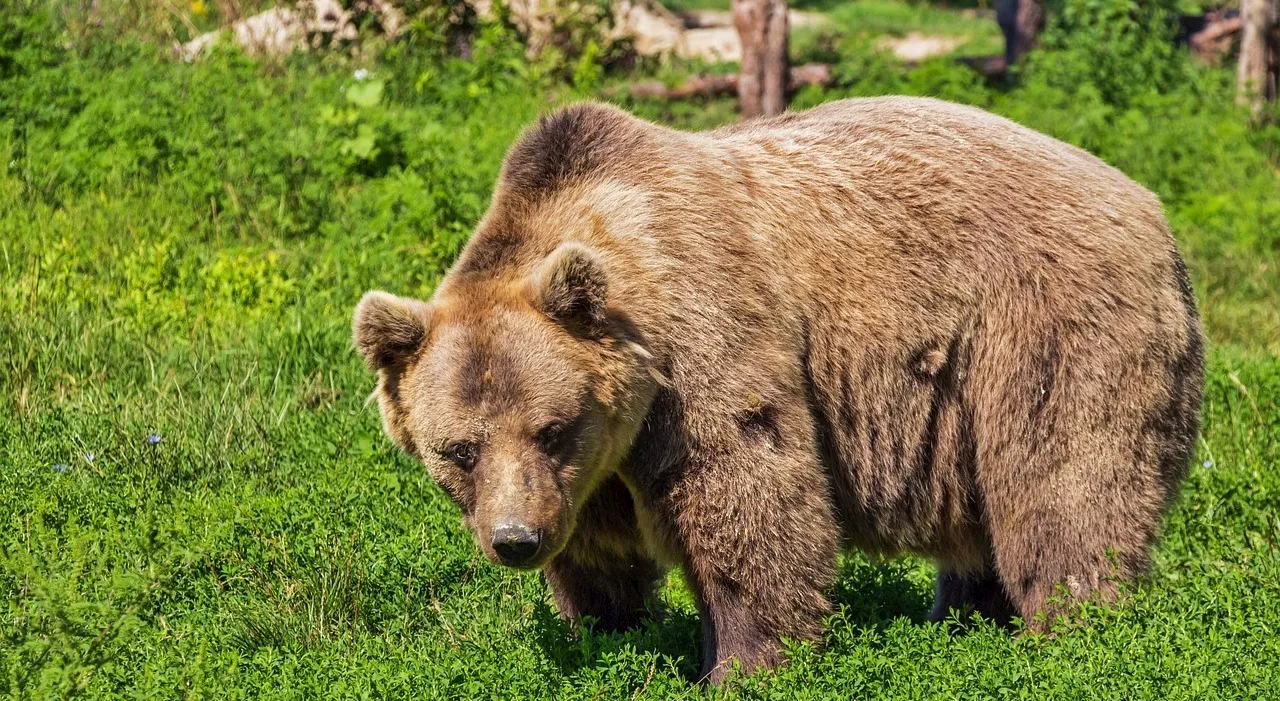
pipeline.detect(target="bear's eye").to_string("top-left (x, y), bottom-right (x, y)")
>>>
top-left (536, 422), bottom-right (566, 454)
top-left (444, 441), bottom-right (477, 470)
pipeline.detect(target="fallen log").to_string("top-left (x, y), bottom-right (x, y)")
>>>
top-left (622, 62), bottom-right (832, 99)
top-left (954, 54), bottom-right (1007, 77)
top-left (617, 54), bottom-right (1021, 102)
top-left (1189, 13), bottom-right (1243, 65)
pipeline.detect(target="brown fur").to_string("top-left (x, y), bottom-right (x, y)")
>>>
top-left (353, 97), bottom-right (1204, 683)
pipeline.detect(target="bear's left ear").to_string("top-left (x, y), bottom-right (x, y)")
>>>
top-left (530, 242), bottom-right (609, 334)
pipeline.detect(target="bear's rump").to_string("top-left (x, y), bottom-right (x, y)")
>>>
top-left (800, 270), bottom-right (1200, 567)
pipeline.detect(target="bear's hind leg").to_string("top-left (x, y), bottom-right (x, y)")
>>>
top-left (971, 319), bottom-right (1182, 631)
top-left (979, 442), bottom-right (1156, 631)
top-left (980, 436), bottom-right (1156, 630)
top-left (985, 505), bottom-right (1135, 631)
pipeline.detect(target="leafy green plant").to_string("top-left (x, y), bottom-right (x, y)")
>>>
top-left (1025, 0), bottom-right (1187, 108)
top-left (317, 75), bottom-right (410, 177)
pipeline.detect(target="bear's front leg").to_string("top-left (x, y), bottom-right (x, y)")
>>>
top-left (542, 475), bottom-right (662, 632)
top-left (543, 549), bottom-right (661, 632)
top-left (654, 411), bottom-right (839, 683)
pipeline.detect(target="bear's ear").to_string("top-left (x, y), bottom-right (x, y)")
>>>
top-left (353, 291), bottom-right (431, 370)
top-left (530, 242), bottom-right (609, 334)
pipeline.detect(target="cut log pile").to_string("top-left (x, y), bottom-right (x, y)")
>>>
top-left (177, 0), bottom-right (403, 59)
top-left (178, 0), bottom-right (717, 62)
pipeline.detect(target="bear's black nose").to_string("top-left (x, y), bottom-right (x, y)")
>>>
top-left (492, 523), bottom-right (541, 566)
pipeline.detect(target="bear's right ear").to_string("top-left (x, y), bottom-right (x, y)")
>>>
top-left (352, 291), bottom-right (431, 370)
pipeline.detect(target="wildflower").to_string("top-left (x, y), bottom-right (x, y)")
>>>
top-left (146, 433), bottom-right (163, 445)
top-left (52, 463), bottom-right (68, 473)
top-left (354, 68), bottom-right (370, 81)
top-left (83, 452), bottom-right (96, 463)
top-left (1202, 459), bottom-right (1214, 468)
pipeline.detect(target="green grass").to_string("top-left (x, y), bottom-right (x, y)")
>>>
top-left (660, 0), bottom-right (731, 12)
top-left (3, 0), bottom-right (1280, 697)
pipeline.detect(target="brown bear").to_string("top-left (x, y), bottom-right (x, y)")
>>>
top-left (352, 97), bottom-right (1204, 683)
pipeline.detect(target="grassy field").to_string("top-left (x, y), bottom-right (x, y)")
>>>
top-left (2, 0), bottom-right (1279, 698)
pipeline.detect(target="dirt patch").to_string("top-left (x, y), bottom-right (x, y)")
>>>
top-left (874, 32), bottom-right (967, 62)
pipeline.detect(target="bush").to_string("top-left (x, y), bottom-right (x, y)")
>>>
top-left (1027, 0), bottom-right (1188, 108)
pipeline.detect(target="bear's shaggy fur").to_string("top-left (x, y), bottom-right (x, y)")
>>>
top-left (353, 97), bottom-right (1204, 682)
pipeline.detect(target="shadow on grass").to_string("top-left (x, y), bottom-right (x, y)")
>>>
top-left (530, 592), bottom-right (705, 682)
top-left (529, 556), bottom-right (939, 682)
top-left (830, 556), bottom-right (935, 627)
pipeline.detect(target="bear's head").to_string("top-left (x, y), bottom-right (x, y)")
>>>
top-left (353, 243), bottom-right (660, 569)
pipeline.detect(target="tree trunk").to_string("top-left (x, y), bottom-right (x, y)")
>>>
top-left (1013, 0), bottom-right (1044, 62)
top-left (733, 0), bottom-right (789, 118)
top-left (1237, 0), bottom-right (1279, 116)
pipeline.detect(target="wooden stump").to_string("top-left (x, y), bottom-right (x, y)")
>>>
top-left (733, 0), bottom-right (789, 118)
top-left (1237, 0), bottom-right (1279, 116)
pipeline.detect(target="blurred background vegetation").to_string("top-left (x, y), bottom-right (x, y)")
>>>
top-left (4, 0), bottom-right (1277, 349)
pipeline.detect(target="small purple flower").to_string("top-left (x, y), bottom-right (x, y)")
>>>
top-left (146, 434), bottom-right (163, 445)
top-left (83, 452), bottom-right (96, 463)
top-left (1202, 459), bottom-right (1214, 469)
top-left (52, 463), bottom-right (68, 473)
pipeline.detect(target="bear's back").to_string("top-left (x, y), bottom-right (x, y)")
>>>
top-left (702, 96), bottom-right (1168, 260)
top-left (458, 97), bottom-right (1187, 352)
top-left (679, 97), bottom-right (1181, 334)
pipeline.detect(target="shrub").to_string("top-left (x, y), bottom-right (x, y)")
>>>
top-left (1025, 0), bottom-right (1188, 108)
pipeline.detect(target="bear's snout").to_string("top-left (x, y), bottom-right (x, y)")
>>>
top-left (491, 521), bottom-right (542, 567)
